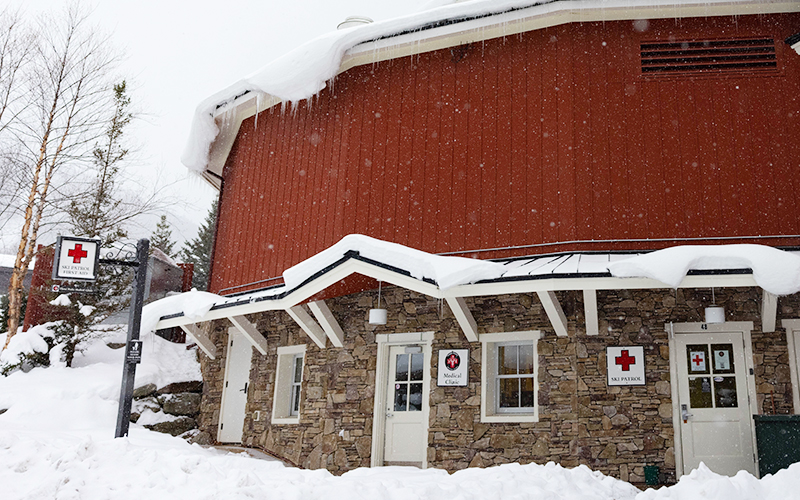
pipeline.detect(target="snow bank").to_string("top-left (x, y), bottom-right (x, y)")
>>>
top-left (638, 462), bottom-right (800, 500)
top-left (283, 234), bottom-right (507, 290)
top-left (608, 245), bottom-right (800, 295)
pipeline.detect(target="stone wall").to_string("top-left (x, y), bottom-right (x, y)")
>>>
top-left (196, 285), bottom-right (799, 484)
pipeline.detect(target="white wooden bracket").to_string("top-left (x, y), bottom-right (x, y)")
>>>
top-left (583, 289), bottom-right (599, 336)
top-left (308, 300), bottom-right (344, 347)
top-left (762, 290), bottom-right (778, 333)
top-left (287, 305), bottom-right (327, 348)
top-left (228, 315), bottom-right (268, 355)
top-left (537, 291), bottom-right (569, 337)
top-left (178, 323), bottom-right (217, 359)
top-left (445, 296), bottom-right (479, 342)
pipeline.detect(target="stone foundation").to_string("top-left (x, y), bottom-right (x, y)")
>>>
top-left (197, 285), bottom-right (798, 484)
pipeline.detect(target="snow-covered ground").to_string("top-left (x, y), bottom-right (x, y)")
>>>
top-left (0, 328), bottom-right (798, 499)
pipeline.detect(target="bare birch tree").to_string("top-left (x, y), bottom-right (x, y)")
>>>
top-left (3, 6), bottom-right (120, 347)
top-left (0, 9), bottom-right (34, 228)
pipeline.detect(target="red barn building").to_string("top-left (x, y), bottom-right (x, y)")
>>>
top-left (154, 0), bottom-right (800, 485)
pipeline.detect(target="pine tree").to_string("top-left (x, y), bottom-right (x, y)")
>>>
top-left (150, 214), bottom-right (176, 258)
top-left (179, 202), bottom-right (217, 291)
top-left (66, 81), bottom-right (132, 246)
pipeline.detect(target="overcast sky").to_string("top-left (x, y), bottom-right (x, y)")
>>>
top-left (4, 0), bottom-right (429, 252)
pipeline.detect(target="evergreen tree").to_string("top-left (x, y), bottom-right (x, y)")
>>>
top-left (66, 81), bottom-right (132, 247)
top-left (150, 214), bottom-right (176, 258)
top-left (179, 202), bottom-right (217, 291)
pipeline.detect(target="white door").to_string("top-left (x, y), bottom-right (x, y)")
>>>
top-left (675, 332), bottom-right (756, 476)
top-left (218, 330), bottom-right (252, 443)
top-left (384, 345), bottom-right (426, 465)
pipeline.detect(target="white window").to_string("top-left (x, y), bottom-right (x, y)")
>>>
top-left (480, 331), bottom-right (540, 423)
top-left (271, 345), bottom-right (306, 424)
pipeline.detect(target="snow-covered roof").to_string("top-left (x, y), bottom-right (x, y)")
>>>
top-left (182, 0), bottom-right (800, 183)
top-left (144, 235), bottom-right (800, 333)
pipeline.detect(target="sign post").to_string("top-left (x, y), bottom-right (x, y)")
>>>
top-left (114, 238), bottom-right (149, 438)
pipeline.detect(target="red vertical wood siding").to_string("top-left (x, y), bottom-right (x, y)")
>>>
top-left (210, 14), bottom-right (800, 295)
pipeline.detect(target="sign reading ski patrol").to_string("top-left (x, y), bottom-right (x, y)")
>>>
top-left (606, 346), bottom-right (646, 386)
top-left (52, 236), bottom-right (101, 281)
top-left (437, 349), bottom-right (469, 386)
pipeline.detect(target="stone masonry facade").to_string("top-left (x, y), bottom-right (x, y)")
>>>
top-left (197, 285), bottom-right (798, 485)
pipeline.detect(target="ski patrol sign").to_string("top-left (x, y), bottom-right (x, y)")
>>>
top-left (606, 346), bottom-right (646, 386)
top-left (52, 236), bottom-right (101, 281)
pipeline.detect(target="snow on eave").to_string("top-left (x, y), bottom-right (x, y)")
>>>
top-left (607, 244), bottom-right (800, 296)
top-left (182, 0), bottom-right (799, 177)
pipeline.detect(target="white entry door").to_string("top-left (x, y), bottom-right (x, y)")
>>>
top-left (384, 345), bottom-right (427, 465)
top-left (675, 331), bottom-right (756, 476)
top-left (218, 329), bottom-right (252, 443)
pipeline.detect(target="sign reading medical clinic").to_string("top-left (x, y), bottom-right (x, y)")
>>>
top-left (437, 349), bottom-right (469, 386)
top-left (606, 346), bottom-right (646, 386)
top-left (52, 236), bottom-right (101, 281)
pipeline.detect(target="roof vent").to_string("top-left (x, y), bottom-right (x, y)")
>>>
top-left (641, 38), bottom-right (778, 75)
top-left (337, 16), bottom-right (374, 30)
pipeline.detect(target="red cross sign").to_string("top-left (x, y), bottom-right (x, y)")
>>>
top-left (53, 236), bottom-right (100, 281)
top-left (68, 243), bottom-right (88, 263)
top-left (615, 349), bottom-right (636, 371)
top-left (607, 346), bottom-right (646, 386)
top-left (693, 354), bottom-right (704, 367)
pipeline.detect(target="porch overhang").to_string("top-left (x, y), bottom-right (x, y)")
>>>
top-left (146, 237), bottom-right (800, 353)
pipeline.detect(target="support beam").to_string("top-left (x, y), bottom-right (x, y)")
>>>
top-left (583, 289), bottom-right (599, 336)
top-left (228, 315), bottom-right (268, 355)
top-left (179, 323), bottom-right (217, 359)
top-left (762, 290), bottom-right (778, 333)
top-left (287, 305), bottom-right (327, 348)
top-left (536, 291), bottom-right (569, 337)
top-left (308, 300), bottom-right (344, 347)
top-left (445, 296), bottom-right (479, 342)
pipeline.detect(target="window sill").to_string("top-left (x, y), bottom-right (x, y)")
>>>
top-left (271, 416), bottom-right (300, 425)
top-left (480, 413), bottom-right (539, 424)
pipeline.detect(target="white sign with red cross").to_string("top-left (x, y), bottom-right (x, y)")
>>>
top-left (606, 346), bottom-right (646, 386)
top-left (437, 349), bottom-right (469, 386)
top-left (52, 236), bottom-right (101, 281)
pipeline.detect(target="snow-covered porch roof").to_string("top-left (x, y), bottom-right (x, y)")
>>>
top-left (144, 235), bottom-right (800, 358)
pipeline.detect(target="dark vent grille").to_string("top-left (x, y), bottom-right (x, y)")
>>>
top-left (641, 38), bottom-right (778, 75)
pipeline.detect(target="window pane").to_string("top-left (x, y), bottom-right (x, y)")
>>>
top-left (395, 354), bottom-right (409, 382)
top-left (293, 356), bottom-right (303, 383)
top-left (394, 383), bottom-right (408, 411)
top-left (689, 376), bottom-right (713, 408)
top-left (518, 344), bottom-right (534, 375)
top-left (711, 344), bottom-right (734, 374)
top-left (499, 378), bottom-right (519, 408)
top-left (409, 383), bottom-right (422, 411)
top-left (520, 377), bottom-right (535, 408)
top-left (499, 345), bottom-right (518, 375)
top-left (714, 376), bottom-right (738, 408)
top-left (687, 345), bottom-right (710, 374)
top-left (410, 353), bottom-right (424, 381)
top-left (292, 385), bottom-right (301, 414)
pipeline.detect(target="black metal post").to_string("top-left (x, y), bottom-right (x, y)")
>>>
top-left (115, 238), bottom-right (149, 438)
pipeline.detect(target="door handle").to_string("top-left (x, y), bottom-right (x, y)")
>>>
top-left (681, 404), bottom-right (693, 423)
top-left (240, 382), bottom-right (248, 394)
top-left (386, 411), bottom-right (394, 418)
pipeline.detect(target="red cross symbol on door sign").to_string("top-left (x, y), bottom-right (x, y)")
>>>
top-left (615, 350), bottom-right (636, 371)
top-left (67, 244), bottom-right (88, 263)
top-left (692, 354), bottom-right (704, 368)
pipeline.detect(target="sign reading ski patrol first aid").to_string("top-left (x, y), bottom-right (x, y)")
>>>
top-left (606, 346), bottom-right (646, 386)
top-left (437, 349), bottom-right (469, 386)
top-left (52, 236), bottom-right (101, 281)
